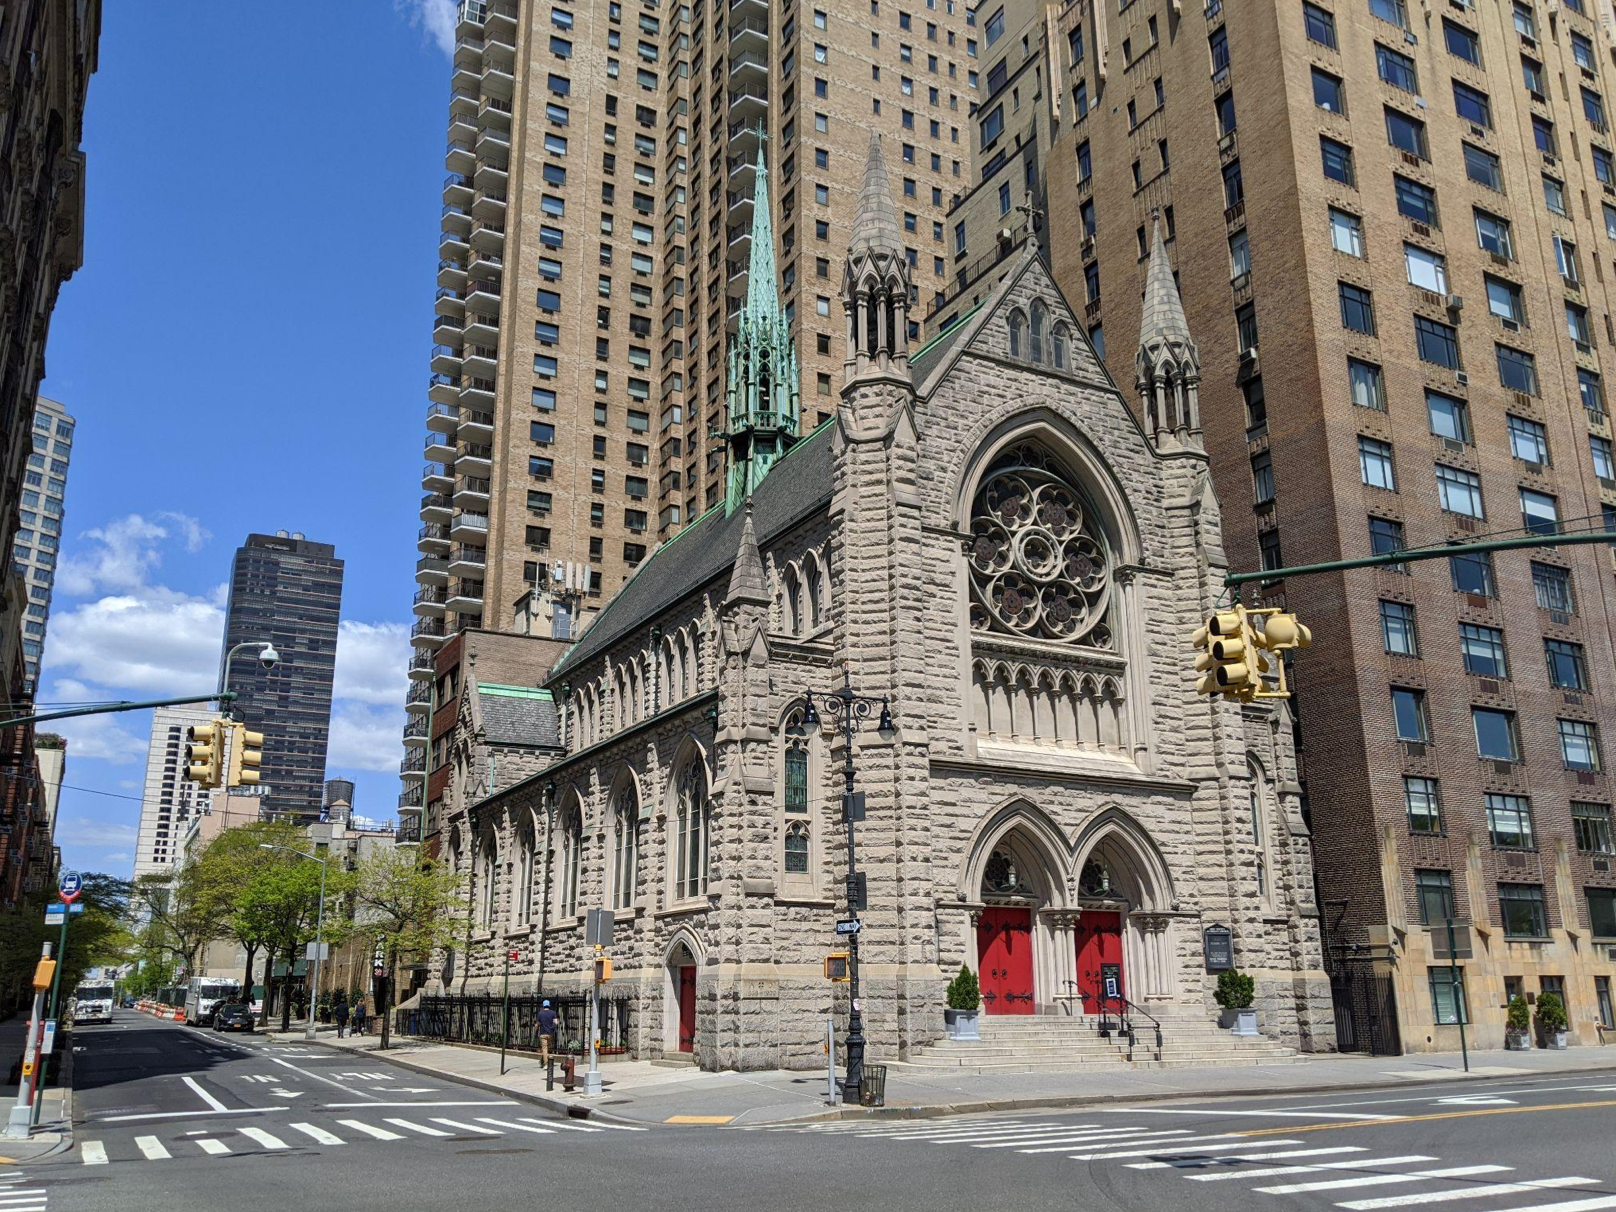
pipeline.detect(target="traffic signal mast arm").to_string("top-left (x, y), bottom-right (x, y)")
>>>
top-left (0, 691), bottom-right (236, 731)
top-left (1225, 527), bottom-right (1616, 587)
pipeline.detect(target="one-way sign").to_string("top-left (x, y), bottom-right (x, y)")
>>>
top-left (835, 918), bottom-right (862, 936)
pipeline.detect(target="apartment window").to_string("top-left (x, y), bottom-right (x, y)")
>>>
top-left (1507, 414), bottom-right (1550, 465)
top-left (1415, 317), bottom-right (1460, 369)
top-left (1385, 108), bottom-right (1428, 158)
top-left (1435, 466), bottom-right (1484, 522)
top-left (1592, 894), bottom-right (1616, 943)
top-left (1406, 777), bottom-right (1443, 834)
top-left (1568, 301), bottom-right (1595, 351)
top-left (1223, 160), bottom-right (1244, 208)
top-left (1555, 235), bottom-right (1581, 284)
top-left (1429, 967), bottom-right (1469, 1025)
top-left (1304, 3), bottom-right (1337, 48)
top-left (1561, 719), bottom-right (1602, 771)
top-left (1499, 883), bottom-right (1548, 939)
top-left (1404, 244), bottom-right (1447, 294)
top-left (1585, 87), bottom-right (1608, 129)
top-left (1370, 0), bottom-right (1407, 23)
top-left (1543, 174), bottom-right (1567, 216)
top-left (1521, 488), bottom-right (1558, 535)
top-left (1485, 277), bottom-right (1525, 326)
top-left (1427, 390), bottom-right (1470, 442)
top-left (529, 456), bottom-right (554, 479)
top-left (1460, 622), bottom-right (1507, 678)
top-left (1076, 140), bottom-right (1091, 182)
top-left (1370, 516), bottom-right (1406, 569)
top-left (1596, 148), bottom-right (1616, 188)
top-left (1532, 562), bottom-right (1574, 613)
top-left (1313, 68), bottom-right (1346, 113)
top-left (1450, 550), bottom-right (1495, 596)
top-left (1444, 20), bottom-right (1481, 66)
top-left (1592, 435), bottom-right (1616, 480)
top-left (1575, 803), bottom-right (1615, 856)
top-left (1533, 115), bottom-right (1557, 155)
top-left (1350, 358), bottom-right (1386, 410)
top-left (1321, 137), bottom-right (1355, 186)
top-left (1474, 708), bottom-right (1519, 761)
top-left (1251, 450), bottom-right (1275, 504)
top-left (1582, 369), bottom-right (1607, 415)
top-left (1393, 687), bottom-right (1429, 742)
top-left (1416, 868), bottom-right (1456, 925)
top-left (1452, 81), bottom-right (1491, 128)
top-left (1209, 26), bottom-right (1230, 80)
top-left (1394, 177), bottom-right (1438, 226)
top-left (1546, 639), bottom-right (1589, 691)
top-left (1340, 283), bottom-right (1376, 334)
top-left (1377, 45), bottom-right (1418, 93)
top-left (1359, 436), bottom-right (1395, 488)
top-left (1236, 303), bottom-right (1259, 353)
top-left (1258, 528), bottom-right (1283, 574)
top-left (1523, 55), bottom-right (1547, 96)
top-left (1381, 600), bottom-right (1418, 655)
top-left (1480, 791), bottom-right (1531, 846)
top-left (1496, 348), bottom-right (1539, 400)
top-left (1475, 210), bottom-right (1513, 258)
top-left (1243, 377), bottom-right (1267, 428)
top-left (1330, 208), bottom-right (1364, 257)
top-left (1463, 144), bottom-right (1502, 190)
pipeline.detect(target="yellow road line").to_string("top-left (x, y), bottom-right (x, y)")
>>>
top-left (1238, 1099), bottom-right (1616, 1136)
top-left (665, 1114), bottom-right (734, 1125)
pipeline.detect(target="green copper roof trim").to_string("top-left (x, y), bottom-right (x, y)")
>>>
top-left (477, 683), bottom-right (553, 700)
top-left (744, 143), bottom-right (780, 323)
top-left (912, 298), bottom-right (986, 366)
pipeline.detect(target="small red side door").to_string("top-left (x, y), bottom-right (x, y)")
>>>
top-left (1074, 910), bottom-right (1125, 1012)
top-left (677, 965), bottom-right (697, 1052)
top-left (976, 907), bottom-right (1035, 1014)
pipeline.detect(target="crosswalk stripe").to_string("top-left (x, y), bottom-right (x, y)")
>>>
top-left (583, 1118), bottom-right (648, 1131)
top-left (80, 1140), bottom-right (107, 1165)
top-left (519, 1117), bottom-right (601, 1133)
top-left (428, 1117), bottom-right (502, 1135)
top-left (1188, 1156), bottom-right (1438, 1183)
top-left (981, 1128), bottom-right (1193, 1151)
top-left (1128, 1146), bottom-right (1366, 1170)
top-left (1483, 1197), bottom-right (1616, 1212)
top-left (1070, 1137), bottom-right (1304, 1162)
top-left (134, 1135), bottom-right (171, 1160)
top-left (475, 1117), bottom-right (556, 1135)
top-left (1337, 1177), bottom-right (1601, 1210)
top-left (238, 1127), bottom-right (288, 1150)
top-left (385, 1118), bottom-right (453, 1137)
top-left (857, 1121), bottom-right (1073, 1141)
top-left (1254, 1164), bottom-right (1511, 1195)
top-left (337, 1120), bottom-right (404, 1141)
top-left (196, 1139), bottom-right (231, 1156)
top-left (288, 1123), bottom-right (344, 1145)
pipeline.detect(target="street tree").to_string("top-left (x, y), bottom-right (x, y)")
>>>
top-left (0, 874), bottom-right (132, 1015)
top-left (346, 848), bottom-right (465, 1049)
top-left (233, 854), bottom-right (331, 1030)
top-left (189, 820), bottom-right (307, 1006)
top-left (128, 869), bottom-right (212, 978)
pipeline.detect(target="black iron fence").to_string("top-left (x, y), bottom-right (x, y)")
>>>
top-left (395, 993), bottom-right (631, 1056)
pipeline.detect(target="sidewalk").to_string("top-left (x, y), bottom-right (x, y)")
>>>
top-left (267, 1026), bottom-right (1616, 1128)
top-left (0, 1015), bottom-right (71, 1162)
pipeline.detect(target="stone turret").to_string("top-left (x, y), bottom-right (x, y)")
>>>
top-left (1135, 213), bottom-right (1202, 451)
top-left (841, 133), bottom-right (913, 386)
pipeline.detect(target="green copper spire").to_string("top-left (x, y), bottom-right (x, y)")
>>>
top-left (724, 144), bottom-right (800, 515)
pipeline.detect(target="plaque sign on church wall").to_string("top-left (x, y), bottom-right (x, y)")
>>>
top-left (1203, 924), bottom-right (1234, 972)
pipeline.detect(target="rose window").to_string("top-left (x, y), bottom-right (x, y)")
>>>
top-left (967, 444), bottom-right (1112, 646)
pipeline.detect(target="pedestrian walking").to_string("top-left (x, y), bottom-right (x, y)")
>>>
top-left (537, 999), bottom-right (558, 1065)
top-left (334, 999), bottom-right (350, 1038)
top-left (352, 1000), bottom-right (367, 1036)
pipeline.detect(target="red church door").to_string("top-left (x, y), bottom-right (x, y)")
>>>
top-left (976, 907), bottom-right (1035, 1014)
top-left (677, 965), bottom-right (697, 1052)
top-left (1074, 911), bottom-right (1125, 1013)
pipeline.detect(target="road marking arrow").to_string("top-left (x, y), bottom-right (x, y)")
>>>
top-left (269, 1089), bottom-right (303, 1099)
top-left (385, 1087), bottom-right (439, 1094)
top-left (1436, 1095), bottom-right (1515, 1106)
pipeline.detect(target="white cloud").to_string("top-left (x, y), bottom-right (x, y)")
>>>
top-left (333, 621), bottom-right (410, 706)
top-left (50, 712), bottom-right (149, 763)
top-left (396, 0), bottom-right (457, 55)
top-left (326, 703), bottom-right (406, 773)
top-left (43, 587), bottom-right (224, 695)
top-left (55, 512), bottom-right (210, 597)
top-left (54, 817), bottom-right (138, 848)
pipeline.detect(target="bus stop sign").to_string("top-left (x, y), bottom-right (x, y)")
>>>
top-left (58, 870), bottom-right (82, 903)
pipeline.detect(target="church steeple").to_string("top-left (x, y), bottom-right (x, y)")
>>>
top-left (841, 133), bottom-right (912, 385)
top-left (724, 145), bottom-right (801, 515)
top-left (1135, 212), bottom-right (1202, 450)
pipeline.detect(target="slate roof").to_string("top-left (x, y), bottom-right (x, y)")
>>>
top-left (476, 682), bottom-right (561, 748)
top-left (551, 417), bottom-right (837, 676)
top-left (849, 133), bottom-right (906, 257)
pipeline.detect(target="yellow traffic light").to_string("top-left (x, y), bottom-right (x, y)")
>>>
top-left (1194, 606), bottom-right (1311, 700)
top-left (593, 956), bottom-right (613, 983)
top-left (227, 722), bottom-right (264, 787)
top-left (824, 952), bottom-right (850, 982)
top-left (1257, 611), bottom-right (1312, 654)
top-left (185, 720), bottom-right (225, 789)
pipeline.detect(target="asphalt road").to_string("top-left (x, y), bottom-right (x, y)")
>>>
top-left (19, 1012), bottom-right (1616, 1212)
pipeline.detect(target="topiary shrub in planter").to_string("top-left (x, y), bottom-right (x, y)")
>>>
top-left (1535, 992), bottom-right (1569, 1050)
top-left (1505, 995), bottom-right (1531, 1050)
top-left (944, 965), bottom-right (981, 1041)
top-left (1214, 969), bottom-right (1258, 1036)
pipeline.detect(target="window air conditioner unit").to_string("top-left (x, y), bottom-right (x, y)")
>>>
top-left (1455, 370), bottom-right (1469, 385)
top-left (1446, 294), bottom-right (1464, 312)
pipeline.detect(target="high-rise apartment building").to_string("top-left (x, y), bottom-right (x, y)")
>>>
top-left (405, 0), bottom-right (982, 809)
top-left (221, 531), bottom-right (343, 821)
top-left (13, 396), bottom-right (73, 693)
top-left (133, 706), bottom-right (221, 879)
top-left (948, 0), bottom-right (1616, 1050)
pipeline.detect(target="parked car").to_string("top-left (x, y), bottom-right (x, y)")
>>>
top-left (212, 1003), bottom-right (254, 1033)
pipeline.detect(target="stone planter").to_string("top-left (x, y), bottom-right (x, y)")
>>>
top-left (1545, 1029), bottom-right (1568, 1050)
top-left (1220, 1008), bottom-right (1258, 1036)
top-left (1504, 1029), bottom-right (1532, 1051)
top-left (944, 1007), bottom-right (980, 1041)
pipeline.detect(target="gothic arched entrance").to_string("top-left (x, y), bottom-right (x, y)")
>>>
top-left (664, 936), bottom-right (700, 1054)
top-left (1071, 814), bottom-right (1178, 1011)
top-left (1074, 856), bottom-right (1126, 1013)
top-left (974, 838), bottom-right (1050, 1014)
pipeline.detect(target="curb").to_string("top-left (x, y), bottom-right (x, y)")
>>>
top-left (264, 1033), bottom-right (645, 1128)
top-left (758, 1060), bottom-right (1616, 1125)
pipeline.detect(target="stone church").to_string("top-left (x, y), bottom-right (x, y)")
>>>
top-left (432, 135), bottom-right (1335, 1069)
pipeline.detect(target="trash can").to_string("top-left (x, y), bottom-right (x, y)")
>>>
top-left (859, 1064), bottom-right (887, 1108)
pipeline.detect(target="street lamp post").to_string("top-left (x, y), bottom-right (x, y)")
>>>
top-left (219, 641), bottom-right (280, 719)
top-left (260, 844), bottom-right (327, 1041)
top-left (787, 666), bottom-right (893, 1104)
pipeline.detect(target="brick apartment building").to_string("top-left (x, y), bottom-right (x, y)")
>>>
top-left (942, 0), bottom-right (1616, 1049)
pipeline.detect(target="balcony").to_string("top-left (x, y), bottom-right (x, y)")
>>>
top-left (448, 544), bottom-right (487, 574)
top-left (428, 372), bottom-right (459, 407)
top-left (395, 819), bottom-right (423, 844)
top-left (422, 462), bottom-right (453, 492)
top-left (429, 343), bottom-right (461, 377)
top-left (470, 220), bottom-right (506, 253)
top-left (410, 617), bottom-right (447, 648)
top-left (436, 256), bottom-right (468, 291)
top-left (731, 0), bottom-right (768, 16)
top-left (435, 286), bottom-right (464, 318)
top-left (460, 376), bottom-right (497, 408)
top-left (728, 83), bottom-right (769, 120)
top-left (452, 59), bottom-right (480, 97)
top-left (730, 15), bottom-right (768, 47)
top-left (423, 430), bottom-right (456, 463)
top-left (405, 680), bottom-right (433, 713)
top-left (479, 95), bottom-right (513, 131)
top-left (462, 343), bottom-right (498, 378)
top-left (441, 202), bottom-right (472, 235)
top-left (402, 717), bottom-right (429, 747)
top-left (728, 119), bottom-right (763, 147)
top-left (463, 308), bottom-right (499, 344)
top-left (400, 751), bottom-right (426, 778)
top-left (466, 278), bottom-right (501, 309)
top-left (453, 474), bottom-right (492, 506)
top-left (432, 311), bottom-right (462, 345)
top-left (483, 57), bottom-right (515, 98)
top-left (425, 401), bottom-right (459, 435)
top-left (450, 510), bottom-right (489, 541)
top-left (420, 491), bottom-right (453, 523)
top-left (459, 408), bottom-right (494, 440)
top-left (443, 171), bottom-right (473, 208)
top-left (471, 188), bottom-right (507, 222)
top-left (413, 586), bottom-right (446, 618)
top-left (408, 649), bottom-right (438, 679)
top-left (727, 187), bottom-right (755, 217)
top-left (397, 787), bottom-right (423, 813)
top-left (484, 0), bottom-right (517, 38)
top-left (727, 257), bottom-right (750, 284)
top-left (446, 138), bottom-right (475, 173)
top-left (448, 107), bottom-right (477, 144)
top-left (457, 442), bottom-right (493, 474)
top-left (447, 579), bottom-right (486, 612)
top-left (475, 122), bottom-right (511, 155)
top-left (727, 221), bottom-right (753, 252)
top-left (729, 48), bottom-right (768, 77)
top-left (727, 151), bottom-right (760, 182)
top-left (417, 523), bottom-right (450, 555)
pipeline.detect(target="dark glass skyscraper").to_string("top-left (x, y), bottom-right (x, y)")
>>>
top-left (220, 531), bottom-right (343, 820)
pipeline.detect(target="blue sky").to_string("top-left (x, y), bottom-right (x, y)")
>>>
top-left (39, 2), bottom-right (462, 876)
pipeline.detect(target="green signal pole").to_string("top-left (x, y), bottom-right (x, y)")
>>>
top-left (32, 906), bottom-right (69, 1125)
top-left (0, 691), bottom-right (235, 731)
top-left (1226, 529), bottom-right (1616, 588)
